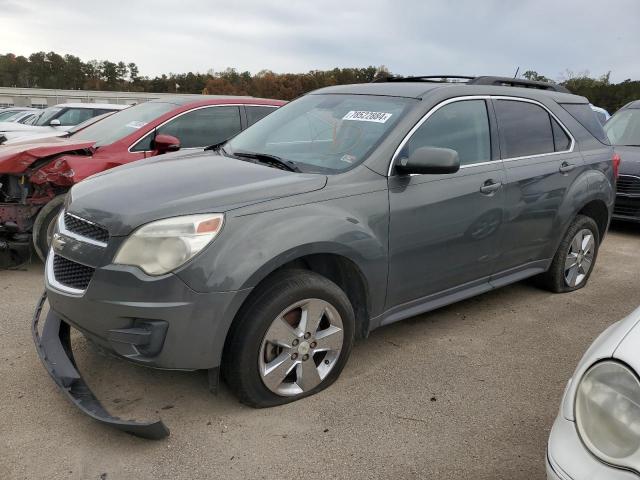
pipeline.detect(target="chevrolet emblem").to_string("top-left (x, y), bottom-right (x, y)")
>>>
top-left (51, 233), bottom-right (67, 252)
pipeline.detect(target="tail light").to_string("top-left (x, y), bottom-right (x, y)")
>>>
top-left (612, 153), bottom-right (621, 179)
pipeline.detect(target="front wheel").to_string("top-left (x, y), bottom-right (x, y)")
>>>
top-left (222, 269), bottom-right (355, 407)
top-left (32, 195), bottom-right (66, 262)
top-left (537, 215), bottom-right (600, 293)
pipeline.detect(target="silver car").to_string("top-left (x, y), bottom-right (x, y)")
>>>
top-left (547, 306), bottom-right (640, 479)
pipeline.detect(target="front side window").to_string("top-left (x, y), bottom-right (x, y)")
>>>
top-left (55, 108), bottom-right (94, 126)
top-left (226, 94), bottom-right (415, 173)
top-left (399, 99), bottom-right (491, 166)
top-left (604, 109), bottom-right (640, 146)
top-left (133, 106), bottom-right (242, 151)
top-left (494, 100), bottom-right (555, 158)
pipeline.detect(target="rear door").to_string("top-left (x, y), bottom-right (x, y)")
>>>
top-left (387, 98), bottom-right (506, 308)
top-left (491, 97), bottom-right (582, 277)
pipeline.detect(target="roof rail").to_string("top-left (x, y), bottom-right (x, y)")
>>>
top-left (374, 75), bottom-right (570, 93)
top-left (374, 75), bottom-right (475, 84)
top-left (468, 76), bottom-right (570, 93)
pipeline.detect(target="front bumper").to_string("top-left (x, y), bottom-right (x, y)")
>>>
top-left (45, 252), bottom-right (251, 370)
top-left (32, 293), bottom-right (170, 439)
top-left (546, 414), bottom-right (639, 480)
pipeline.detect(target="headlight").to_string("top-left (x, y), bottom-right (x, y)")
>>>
top-left (576, 361), bottom-right (640, 470)
top-left (114, 214), bottom-right (224, 275)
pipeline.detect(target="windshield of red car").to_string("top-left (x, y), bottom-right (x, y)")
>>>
top-left (72, 102), bottom-right (176, 147)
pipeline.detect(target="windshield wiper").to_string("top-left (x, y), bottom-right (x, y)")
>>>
top-left (232, 150), bottom-right (302, 173)
top-left (204, 140), bottom-right (227, 152)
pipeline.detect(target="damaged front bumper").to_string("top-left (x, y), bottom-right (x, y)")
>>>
top-left (31, 293), bottom-right (170, 440)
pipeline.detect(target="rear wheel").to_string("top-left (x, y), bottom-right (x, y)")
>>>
top-left (537, 215), bottom-right (600, 293)
top-left (32, 195), bottom-right (66, 262)
top-left (222, 269), bottom-right (355, 407)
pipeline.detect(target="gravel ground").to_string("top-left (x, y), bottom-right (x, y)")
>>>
top-left (1, 222), bottom-right (639, 480)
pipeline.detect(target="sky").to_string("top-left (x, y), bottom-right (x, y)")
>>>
top-left (1, 0), bottom-right (639, 82)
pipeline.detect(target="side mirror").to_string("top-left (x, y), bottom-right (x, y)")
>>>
top-left (152, 134), bottom-right (181, 154)
top-left (395, 147), bottom-right (460, 175)
top-left (49, 119), bottom-right (61, 127)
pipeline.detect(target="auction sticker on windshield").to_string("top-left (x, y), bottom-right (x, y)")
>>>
top-left (343, 111), bottom-right (392, 123)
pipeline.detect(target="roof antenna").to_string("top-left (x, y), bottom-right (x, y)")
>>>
top-left (513, 67), bottom-right (520, 78)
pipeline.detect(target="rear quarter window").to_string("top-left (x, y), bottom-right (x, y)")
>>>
top-left (560, 103), bottom-right (610, 144)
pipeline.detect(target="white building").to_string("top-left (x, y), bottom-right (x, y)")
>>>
top-left (0, 87), bottom-right (204, 109)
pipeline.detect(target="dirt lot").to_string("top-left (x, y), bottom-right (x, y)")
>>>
top-left (1, 223), bottom-right (639, 480)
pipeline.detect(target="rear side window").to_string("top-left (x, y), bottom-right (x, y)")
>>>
top-left (133, 106), bottom-right (242, 151)
top-left (246, 106), bottom-right (277, 126)
top-left (560, 103), bottom-right (609, 144)
top-left (401, 99), bottom-right (491, 166)
top-left (551, 118), bottom-right (571, 151)
top-left (494, 100), bottom-right (555, 158)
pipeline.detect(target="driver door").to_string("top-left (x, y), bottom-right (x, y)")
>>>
top-left (386, 98), bottom-right (506, 309)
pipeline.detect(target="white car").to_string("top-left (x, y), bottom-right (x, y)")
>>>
top-left (590, 104), bottom-right (611, 125)
top-left (1, 111), bottom-right (117, 145)
top-left (0, 103), bottom-right (127, 143)
top-left (547, 306), bottom-right (640, 479)
top-left (0, 107), bottom-right (38, 122)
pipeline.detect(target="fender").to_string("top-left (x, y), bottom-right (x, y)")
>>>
top-left (176, 192), bottom-right (390, 315)
top-left (547, 165), bottom-right (615, 259)
top-left (29, 155), bottom-right (125, 186)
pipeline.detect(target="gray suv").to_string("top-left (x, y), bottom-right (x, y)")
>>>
top-left (33, 76), bottom-right (616, 439)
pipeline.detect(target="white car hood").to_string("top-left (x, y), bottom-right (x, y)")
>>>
top-left (561, 306), bottom-right (640, 421)
top-left (0, 122), bottom-right (70, 134)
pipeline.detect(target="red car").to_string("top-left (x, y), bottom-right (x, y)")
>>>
top-left (0, 96), bottom-right (285, 265)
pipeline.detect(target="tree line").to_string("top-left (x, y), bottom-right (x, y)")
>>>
top-left (1, 52), bottom-right (638, 113)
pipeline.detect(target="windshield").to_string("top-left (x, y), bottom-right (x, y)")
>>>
top-left (226, 94), bottom-right (414, 173)
top-left (34, 107), bottom-right (62, 126)
top-left (604, 109), bottom-right (640, 146)
top-left (72, 102), bottom-right (176, 147)
top-left (0, 110), bottom-right (24, 122)
top-left (67, 111), bottom-right (115, 135)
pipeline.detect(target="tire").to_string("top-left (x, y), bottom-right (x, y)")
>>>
top-left (32, 195), bottom-right (66, 262)
top-left (222, 269), bottom-right (355, 408)
top-left (536, 215), bottom-right (600, 293)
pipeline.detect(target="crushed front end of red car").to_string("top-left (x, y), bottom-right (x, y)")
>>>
top-left (0, 139), bottom-right (95, 266)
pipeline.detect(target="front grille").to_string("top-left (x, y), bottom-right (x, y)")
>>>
top-left (613, 199), bottom-right (640, 218)
top-left (64, 213), bottom-right (109, 243)
top-left (53, 254), bottom-right (95, 290)
top-left (617, 175), bottom-right (640, 196)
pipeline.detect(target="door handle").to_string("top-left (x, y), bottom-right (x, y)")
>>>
top-left (559, 162), bottom-right (576, 174)
top-left (480, 180), bottom-right (502, 195)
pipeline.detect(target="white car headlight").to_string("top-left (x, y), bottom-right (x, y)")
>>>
top-left (576, 361), bottom-right (640, 470)
top-left (114, 214), bottom-right (224, 275)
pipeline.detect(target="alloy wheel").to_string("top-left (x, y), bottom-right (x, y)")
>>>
top-left (259, 298), bottom-right (344, 396)
top-left (564, 228), bottom-right (595, 287)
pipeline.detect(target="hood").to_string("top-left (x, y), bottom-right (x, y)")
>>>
top-left (68, 151), bottom-right (328, 236)
top-left (1, 130), bottom-right (68, 145)
top-left (0, 122), bottom-right (56, 133)
top-left (615, 146), bottom-right (640, 176)
top-left (0, 137), bottom-right (95, 174)
top-left (561, 306), bottom-right (640, 421)
top-left (614, 306), bottom-right (640, 374)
